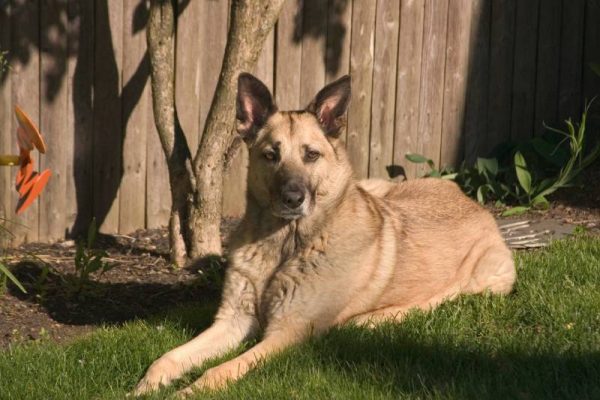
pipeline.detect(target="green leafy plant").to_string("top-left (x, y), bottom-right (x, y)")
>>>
top-left (72, 218), bottom-right (114, 291)
top-left (0, 218), bottom-right (27, 294)
top-left (404, 153), bottom-right (458, 180)
top-left (406, 100), bottom-right (600, 216)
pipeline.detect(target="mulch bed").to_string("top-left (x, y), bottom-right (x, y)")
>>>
top-left (1, 164), bottom-right (599, 348)
top-left (0, 219), bottom-right (239, 348)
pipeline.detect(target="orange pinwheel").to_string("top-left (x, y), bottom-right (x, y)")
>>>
top-left (0, 106), bottom-right (51, 214)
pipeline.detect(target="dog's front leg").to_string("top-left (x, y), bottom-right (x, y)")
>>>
top-left (177, 327), bottom-right (304, 396)
top-left (133, 269), bottom-right (259, 396)
top-left (133, 315), bottom-right (257, 395)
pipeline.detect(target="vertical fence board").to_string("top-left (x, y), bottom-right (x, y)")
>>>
top-left (394, 0), bottom-right (425, 179)
top-left (463, 0), bottom-right (491, 163)
top-left (119, 0), bottom-right (148, 234)
top-left (175, 0), bottom-right (202, 153)
top-left (145, 96), bottom-right (170, 229)
top-left (39, 0), bottom-right (69, 242)
top-left (275, 0), bottom-right (303, 109)
top-left (66, 0), bottom-right (94, 236)
top-left (10, 0), bottom-right (40, 244)
top-left (534, 0), bottom-right (562, 132)
top-left (0, 5), bottom-right (12, 225)
top-left (583, 0), bottom-right (600, 107)
top-left (198, 0), bottom-right (229, 138)
top-left (440, 0), bottom-right (474, 168)
top-left (487, 0), bottom-right (516, 154)
top-left (416, 0), bottom-right (449, 175)
top-left (558, 0), bottom-right (585, 121)
top-left (326, 0), bottom-right (352, 145)
top-left (326, 0), bottom-right (352, 83)
top-left (369, 0), bottom-right (399, 179)
top-left (510, 0), bottom-right (539, 141)
top-left (93, 0), bottom-right (122, 234)
top-left (347, 0), bottom-right (376, 179)
top-left (299, 0), bottom-right (328, 105)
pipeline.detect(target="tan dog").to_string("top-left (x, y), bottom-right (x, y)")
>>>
top-left (134, 73), bottom-right (516, 396)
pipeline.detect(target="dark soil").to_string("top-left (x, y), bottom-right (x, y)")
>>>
top-left (0, 219), bottom-right (239, 348)
top-left (1, 164), bottom-right (599, 349)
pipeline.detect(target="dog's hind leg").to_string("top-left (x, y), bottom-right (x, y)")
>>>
top-left (462, 245), bottom-right (516, 295)
top-left (133, 315), bottom-right (258, 395)
top-left (346, 290), bottom-right (460, 329)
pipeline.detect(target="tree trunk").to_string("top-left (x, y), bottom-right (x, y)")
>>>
top-left (147, 0), bottom-right (196, 266)
top-left (147, 0), bottom-right (286, 264)
top-left (190, 0), bottom-right (286, 258)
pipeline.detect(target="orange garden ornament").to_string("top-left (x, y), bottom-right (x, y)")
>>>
top-left (0, 106), bottom-right (51, 214)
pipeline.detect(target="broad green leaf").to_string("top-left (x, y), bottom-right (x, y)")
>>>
top-left (0, 262), bottom-right (27, 294)
top-left (514, 151), bottom-right (532, 194)
top-left (476, 157), bottom-right (498, 176)
top-left (428, 170), bottom-right (441, 178)
top-left (476, 186), bottom-right (487, 204)
top-left (501, 206), bottom-right (530, 217)
top-left (405, 153), bottom-right (430, 164)
top-left (532, 195), bottom-right (550, 209)
top-left (441, 173), bottom-right (458, 180)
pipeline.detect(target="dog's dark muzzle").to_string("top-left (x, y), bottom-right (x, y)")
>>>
top-left (281, 181), bottom-right (306, 210)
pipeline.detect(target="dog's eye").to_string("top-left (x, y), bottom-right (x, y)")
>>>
top-left (305, 150), bottom-right (320, 162)
top-left (263, 151), bottom-right (277, 161)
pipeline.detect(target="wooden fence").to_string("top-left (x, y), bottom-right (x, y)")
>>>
top-left (0, 0), bottom-right (599, 244)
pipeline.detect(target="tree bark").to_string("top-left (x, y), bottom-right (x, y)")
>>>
top-left (189, 0), bottom-right (286, 258)
top-left (147, 0), bottom-right (286, 263)
top-left (147, 0), bottom-right (196, 266)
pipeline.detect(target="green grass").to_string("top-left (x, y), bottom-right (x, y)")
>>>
top-left (1, 236), bottom-right (600, 399)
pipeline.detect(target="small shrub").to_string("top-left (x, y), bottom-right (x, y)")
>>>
top-left (71, 218), bottom-right (114, 292)
top-left (406, 100), bottom-right (600, 216)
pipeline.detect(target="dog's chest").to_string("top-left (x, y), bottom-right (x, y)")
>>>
top-left (230, 231), bottom-right (330, 321)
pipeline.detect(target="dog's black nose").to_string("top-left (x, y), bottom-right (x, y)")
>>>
top-left (281, 182), bottom-right (305, 209)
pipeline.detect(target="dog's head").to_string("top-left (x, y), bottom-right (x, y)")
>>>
top-left (236, 73), bottom-right (352, 220)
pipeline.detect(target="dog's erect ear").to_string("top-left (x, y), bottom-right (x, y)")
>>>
top-left (306, 75), bottom-right (351, 137)
top-left (236, 73), bottom-right (276, 142)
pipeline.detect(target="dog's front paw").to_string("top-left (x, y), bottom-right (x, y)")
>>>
top-left (131, 357), bottom-right (180, 396)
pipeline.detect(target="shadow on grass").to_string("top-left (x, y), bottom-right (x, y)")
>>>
top-left (306, 327), bottom-right (600, 399)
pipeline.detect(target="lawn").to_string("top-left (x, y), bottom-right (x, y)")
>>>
top-left (1, 235), bottom-right (599, 400)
